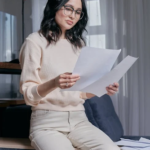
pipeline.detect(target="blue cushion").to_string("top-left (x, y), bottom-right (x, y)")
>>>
top-left (83, 94), bottom-right (124, 141)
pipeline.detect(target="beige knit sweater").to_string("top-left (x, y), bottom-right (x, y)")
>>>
top-left (19, 32), bottom-right (87, 111)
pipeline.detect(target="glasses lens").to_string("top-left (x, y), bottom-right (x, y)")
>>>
top-left (80, 12), bottom-right (84, 19)
top-left (64, 6), bottom-right (73, 16)
top-left (64, 6), bottom-right (84, 20)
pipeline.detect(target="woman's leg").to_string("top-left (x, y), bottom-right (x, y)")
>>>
top-left (29, 129), bottom-right (75, 150)
top-left (68, 121), bottom-right (121, 150)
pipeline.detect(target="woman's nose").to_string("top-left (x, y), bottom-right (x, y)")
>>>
top-left (70, 11), bottom-right (76, 19)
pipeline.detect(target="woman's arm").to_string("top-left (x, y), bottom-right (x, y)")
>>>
top-left (19, 39), bottom-right (57, 106)
top-left (86, 93), bottom-right (95, 99)
top-left (37, 78), bottom-right (57, 97)
top-left (80, 92), bottom-right (95, 100)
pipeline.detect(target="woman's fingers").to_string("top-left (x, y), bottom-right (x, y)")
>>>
top-left (106, 88), bottom-right (117, 94)
top-left (107, 82), bottom-right (119, 91)
top-left (59, 77), bottom-right (80, 83)
top-left (113, 82), bottom-right (119, 88)
top-left (61, 82), bottom-right (76, 88)
top-left (106, 82), bottom-right (119, 96)
top-left (58, 73), bottom-right (81, 89)
top-left (60, 73), bottom-right (80, 79)
top-left (107, 85), bottom-right (118, 92)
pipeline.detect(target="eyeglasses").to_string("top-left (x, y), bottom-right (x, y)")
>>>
top-left (62, 5), bottom-right (84, 20)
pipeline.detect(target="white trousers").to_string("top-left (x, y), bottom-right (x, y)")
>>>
top-left (29, 110), bottom-right (120, 150)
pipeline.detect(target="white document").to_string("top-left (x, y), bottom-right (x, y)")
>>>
top-left (139, 138), bottom-right (150, 143)
top-left (115, 140), bottom-right (150, 148)
top-left (121, 147), bottom-right (141, 150)
top-left (115, 138), bottom-right (150, 150)
top-left (121, 147), bottom-right (150, 150)
top-left (60, 46), bottom-right (138, 97)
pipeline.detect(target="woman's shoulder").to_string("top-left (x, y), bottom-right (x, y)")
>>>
top-left (80, 38), bottom-right (86, 47)
top-left (25, 31), bottom-right (47, 47)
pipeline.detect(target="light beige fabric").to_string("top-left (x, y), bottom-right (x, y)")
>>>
top-left (19, 32), bottom-right (87, 111)
top-left (29, 110), bottom-right (120, 150)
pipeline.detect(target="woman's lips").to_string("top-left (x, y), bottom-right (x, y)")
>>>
top-left (66, 20), bottom-right (73, 25)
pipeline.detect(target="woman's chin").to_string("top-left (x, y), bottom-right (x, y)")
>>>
top-left (64, 24), bottom-right (73, 30)
top-left (61, 24), bottom-right (74, 31)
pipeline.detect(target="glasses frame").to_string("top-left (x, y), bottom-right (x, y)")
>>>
top-left (63, 5), bottom-right (84, 20)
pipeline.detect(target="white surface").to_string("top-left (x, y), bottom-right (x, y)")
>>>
top-left (139, 138), bottom-right (150, 143)
top-left (116, 138), bottom-right (150, 150)
top-left (116, 140), bottom-right (150, 148)
top-left (61, 46), bottom-right (137, 97)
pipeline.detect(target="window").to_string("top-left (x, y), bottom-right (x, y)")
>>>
top-left (85, 0), bottom-right (106, 49)
top-left (0, 12), bottom-right (17, 62)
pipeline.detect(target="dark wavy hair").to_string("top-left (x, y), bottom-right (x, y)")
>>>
top-left (39, 0), bottom-right (88, 49)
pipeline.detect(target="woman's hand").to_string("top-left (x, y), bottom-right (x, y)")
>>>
top-left (106, 82), bottom-right (119, 96)
top-left (54, 72), bottom-right (80, 89)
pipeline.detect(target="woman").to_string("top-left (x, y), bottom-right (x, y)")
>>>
top-left (19, 0), bottom-right (120, 149)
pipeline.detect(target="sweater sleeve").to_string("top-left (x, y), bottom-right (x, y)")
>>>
top-left (19, 39), bottom-right (45, 106)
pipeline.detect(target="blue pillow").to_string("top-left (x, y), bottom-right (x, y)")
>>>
top-left (84, 94), bottom-right (124, 141)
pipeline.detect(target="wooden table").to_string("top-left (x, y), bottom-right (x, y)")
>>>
top-left (0, 62), bottom-right (21, 74)
top-left (0, 99), bottom-right (25, 107)
top-left (0, 138), bottom-right (34, 149)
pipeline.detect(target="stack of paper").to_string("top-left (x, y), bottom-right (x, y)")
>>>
top-left (61, 46), bottom-right (138, 97)
top-left (115, 138), bottom-right (150, 150)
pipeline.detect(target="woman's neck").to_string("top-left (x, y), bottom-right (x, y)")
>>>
top-left (60, 28), bottom-right (66, 39)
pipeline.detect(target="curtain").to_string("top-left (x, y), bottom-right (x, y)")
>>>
top-left (31, 0), bottom-right (150, 136)
top-left (107, 0), bottom-right (150, 136)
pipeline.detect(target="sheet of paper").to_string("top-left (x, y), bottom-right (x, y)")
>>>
top-left (140, 147), bottom-right (150, 150)
top-left (60, 46), bottom-right (138, 97)
top-left (121, 147), bottom-right (141, 150)
top-left (139, 138), bottom-right (150, 143)
top-left (116, 138), bottom-right (150, 150)
top-left (121, 146), bottom-right (150, 150)
top-left (120, 145), bottom-right (150, 150)
top-left (121, 138), bottom-right (150, 144)
top-left (115, 140), bottom-right (150, 148)
top-left (81, 56), bottom-right (138, 97)
top-left (61, 46), bottom-right (121, 90)
top-left (60, 46), bottom-right (121, 92)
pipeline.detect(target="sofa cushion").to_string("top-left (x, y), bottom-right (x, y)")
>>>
top-left (83, 94), bottom-right (124, 141)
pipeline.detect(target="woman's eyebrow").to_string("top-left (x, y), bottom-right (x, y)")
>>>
top-left (65, 4), bottom-right (82, 10)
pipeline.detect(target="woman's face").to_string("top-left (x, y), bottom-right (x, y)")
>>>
top-left (55, 0), bottom-right (82, 32)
